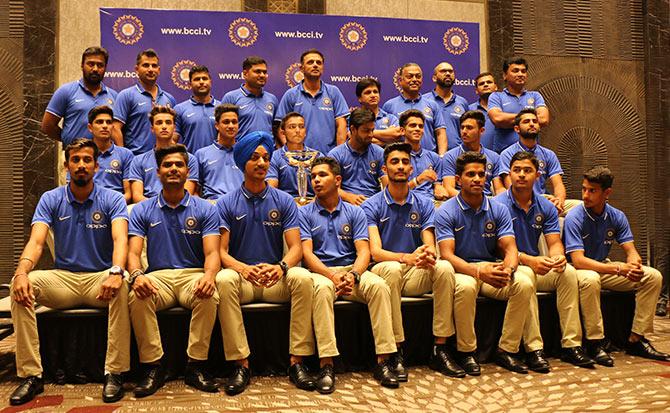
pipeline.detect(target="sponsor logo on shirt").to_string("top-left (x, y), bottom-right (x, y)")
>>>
top-left (339, 223), bottom-right (353, 240)
top-left (150, 221), bottom-right (162, 227)
top-left (483, 220), bottom-right (497, 238)
top-left (58, 215), bottom-right (71, 221)
top-left (605, 228), bottom-right (615, 245)
top-left (87, 210), bottom-right (108, 229)
top-left (264, 209), bottom-right (282, 227)
top-left (75, 98), bottom-right (85, 103)
top-left (532, 213), bottom-right (544, 229)
top-left (406, 210), bottom-right (421, 229)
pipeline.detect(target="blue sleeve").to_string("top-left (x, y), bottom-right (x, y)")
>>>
top-left (267, 151), bottom-right (280, 180)
top-left (187, 152), bottom-right (199, 182)
top-left (495, 204), bottom-right (515, 238)
top-left (381, 99), bottom-right (392, 114)
top-left (614, 210), bottom-right (634, 244)
top-left (298, 207), bottom-right (312, 241)
top-left (431, 102), bottom-right (447, 129)
top-left (542, 202), bottom-right (560, 235)
top-left (282, 195), bottom-right (300, 230)
top-left (490, 153), bottom-right (501, 178)
top-left (45, 84), bottom-right (70, 118)
top-left (360, 198), bottom-right (378, 227)
top-left (488, 92), bottom-right (503, 111)
top-left (442, 152), bottom-right (456, 177)
top-left (498, 150), bottom-right (512, 175)
top-left (331, 87), bottom-right (349, 119)
top-left (113, 90), bottom-right (130, 123)
top-left (534, 92), bottom-right (546, 108)
top-left (275, 89), bottom-right (294, 121)
top-left (166, 93), bottom-right (177, 107)
top-left (128, 156), bottom-right (143, 181)
top-left (128, 202), bottom-right (147, 237)
top-left (563, 212), bottom-right (584, 254)
top-left (388, 114), bottom-right (399, 127)
top-left (374, 146), bottom-right (385, 177)
top-left (434, 207), bottom-right (454, 242)
top-left (217, 198), bottom-right (232, 231)
top-left (352, 207), bottom-right (369, 241)
top-left (431, 152), bottom-right (444, 180)
top-left (421, 199), bottom-right (435, 231)
top-left (121, 150), bottom-right (134, 181)
top-left (108, 191), bottom-right (129, 222)
top-left (174, 105), bottom-right (185, 136)
top-left (545, 150), bottom-right (563, 178)
top-left (220, 91), bottom-right (234, 104)
top-left (201, 202), bottom-right (220, 236)
top-left (32, 192), bottom-right (54, 227)
top-left (195, 150), bottom-right (205, 187)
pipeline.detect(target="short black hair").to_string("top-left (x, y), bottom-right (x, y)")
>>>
top-left (383, 142), bottom-right (412, 163)
top-left (474, 71), bottom-right (495, 84)
top-left (65, 138), bottom-right (99, 162)
top-left (509, 151), bottom-right (539, 171)
top-left (311, 156), bottom-right (341, 176)
top-left (399, 109), bottom-right (424, 127)
top-left (355, 77), bottom-right (381, 97)
top-left (149, 105), bottom-right (176, 124)
top-left (400, 62), bottom-right (421, 75)
top-left (280, 112), bottom-right (304, 130)
top-left (349, 108), bottom-right (375, 128)
top-left (514, 108), bottom-right (538, 126)
top-left (155, 144), bottom-right (189, 167)
top-left (459, 110), bottom-right (485, 128)
top-left (455, 151), bottom-right (487, 176)
top-left (136, 48), bottom-right (159, 65)
top-left (300, 49), bottom-right (324, 64)
top-left (87, 105), bottom-right (113, 124)
top-left (584, 166), bottom-right (614, 190)
top-left (214, 104), bottom-right (239, 122)
top-left (242, 56), bottom-right (267, 70)
top-left (188, 65), bottom-right (210, 81)
top-left (81, 46), bottom-right (109, 65)
top-left (503, 57), bottom-right (528, 73)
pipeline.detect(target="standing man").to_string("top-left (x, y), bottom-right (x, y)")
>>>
top-left (113, 49), bottom-right (176, 155)
top-left (301, 157), bottom-right (399, 391)
top-left (195, 104), bottom-right (243, 200)
top-left (363, 143), bottom-right (465, 378)
top-left (10, 138), bottom-right (130, 405)
top-left (216, 131), bottom-right (316, 395)
top-left (174, 65), bottom-right (220, 153)
top-left (355, 77), bottom-right (402, 145)
top-left (488, 57), bottom-right (550, 153)
top-left (424, 62), bottom-right (469, 150)
top-left (42, 47), bottom-right (117, 147)
top-left (564, 167), bottom-right (669, 363)
top-left (382, 63), bottom-right (447, 155)
top-left (222, 56), bottom-right (278, 139)
top-left (468, 72), bottom-right (498, 150)
top-left (276, 49), bottom-right (349, 154)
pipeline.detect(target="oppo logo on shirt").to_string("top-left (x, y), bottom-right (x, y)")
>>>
top-left (263, 209), bottom-right (282, 227)
top-left (86, 211), bottom-right (108, 230)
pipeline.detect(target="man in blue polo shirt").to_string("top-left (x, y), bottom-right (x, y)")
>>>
top-left (494, 151), bottom-right (596, 368)
top-left (10, 139), bottom-right (130, 405)
top-left (363, 143), bottom-right (465, 378)
top-left (129, 106), bottom-right (198, 203)
top-left (42, 47), bottom-right (118, 147)
top-left (127, 144), bottom-right (221, 397)
top-left (355, 77), bottom-right (402, 146)
top-left (564, 166), bottom-right (669, 363)
top-left (267, 112), bottom-right (322, 199)
top-left (113, 49), bottom-right (176, 155)
top-left (382, 63), bottom-right (447, 155)
top-left (276, 49), bottom-right (349, 154)
top-left (328, 108), bottom-right (386, 205)
top-left (488, 57), bottom-right (550, 153)
top-left (216, 131), bottom-right (315, 395)
top-left (221, 56), bottom-right (277, 139)
top-left (468, 72), bottom-right (498, 150)
top-left (443, 111), bottom-right (504, 198)
top-left (436, 151), bottom-right (547, 374)
top-left (174, 65), bottom-right (220, 153)
top-left (195, 104), bottom-right (243, 200)
top-left (425, 62), bottom-right (469, 150)
top-left (301, 157), bottom-right (399, 391)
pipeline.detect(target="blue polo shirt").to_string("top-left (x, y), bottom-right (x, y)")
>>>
top-left (129, 192), bottom-right (219, 272)
top-left (221, 85), bottom-right (278, 138)
top-left (425, 91), bottom-right (469, 150)
top-left (382, 94), bottom-right (446, 153)
top-left (32, 184), bottom-right (128, 272)
top-left (128, 149), bottom-right (199, 198)
top-left (409, 149), bottom-right (444, 199)
top-left (276, 81), bottom-right (349, 154)
top-left (361, 188), bottom-right (434, 254)
top-left (488, 89), bottom-right (547, 153)
top-left (493, 190), bottom-right (560, 256)
top-left (499, 141), bottom-right (563, 194)
top-left (435, 194), bottom-right (515, 263)
top-left (375, 108), bottom-right (399, 131)
top-left (442, 144), bottom-right (501, 196)
top-left (267, 146), bottom-right (322, 197)
top-left (328, 141), bottom-right (384, 197)
top-left (113, 83), bottom-right (176, 155)
top-left (218, 185), bottom-right (299, 265)
top-left (195, 142), bottom-right (243, 200)
top-left (45, 79), bottom-right (118, 146)
top-left (563, 203), bottom-right (634, 263)
top-left (468, 101), bottom-right (496, 151)
top-left (299, 198), bottom-right (368, 267)
top-left (174, 97), bottom-right (220, 153)
top-left (94, 144), bottom-right (134, 194)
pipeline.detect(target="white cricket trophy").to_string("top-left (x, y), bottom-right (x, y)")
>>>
top-left (284, 150), bottom-right (319, 205)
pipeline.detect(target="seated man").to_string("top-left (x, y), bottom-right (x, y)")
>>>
top-left (216, 131), bottom-right (315, 395)
top-left (494, 151), bottom-right (595, 368)
top-left (301, 157), bottom-right (399, 390)
top-left (564, 166), bottom-right (669, 363)
top-left (328, 108), bottom-right (387, 206)
top-left (436, 152), bottom-right (548, 374)
top-left (195, 104), bottom-right (243, 200)
top-left (127, 144), bottom-right (221, 397)
top-left (364, 143), bottom-right (465, 378)
top-left (10, 138), bottom-right (130, 405)
top-left (129, 106), bottom-right (198, 203)
top-left (355, 77), bottom-right (402, 146)
top-left (443, 111), bottom-right (504, 198)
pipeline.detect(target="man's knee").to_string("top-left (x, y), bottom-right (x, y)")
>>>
top-left (454, 274), bottom-right (478, 299)
top-left (286, 267), bottom-right (313, 292)
top-left (577, 270), bottom-right (601, 292)
top-left (372, 261), bottom-right (403, 285)
top-left (512, 270), bottom-right (535, 296)
top-left (215, 269), bottom-right (241, 294)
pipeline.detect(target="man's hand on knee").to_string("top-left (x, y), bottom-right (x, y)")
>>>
top-left (11, 274), bottom-right (34, 307)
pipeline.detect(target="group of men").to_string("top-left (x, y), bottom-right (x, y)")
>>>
top-left (7, 45), bottom-right (667, 406)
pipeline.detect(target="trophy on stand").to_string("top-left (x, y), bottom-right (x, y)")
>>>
top-left (284, 149), bottom-right (319, 205)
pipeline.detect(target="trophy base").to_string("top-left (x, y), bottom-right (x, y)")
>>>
top-left (294, 196), bottom-right (314, 206)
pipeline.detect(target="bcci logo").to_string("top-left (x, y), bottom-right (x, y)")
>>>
top-left (185, 216), bottom-right (198, 229)
top-left (285, 62), bottom-right (304, 88)
top-left (266, 103), bottom-right (273, 112)
top-left (533, 213), bottom-right (545, 228)
top-left (113, 15), bottom-right (144, 45)
top-left (538, 160), bottom-right (546, 171)
top-left (339, 22), bottom-right (368, 51)
top-left (606, 228), bottom-right (615, 240)
top-left (110, 159), bottom-right (121, 170)
top-left (484, 220), bottom-right (496, 233)
top-left (527, 98), bottom-right (535, 105)
top-left (486, 162), bottom-right (493, 171)
top-left (228, 18), bottom-right (259, 47)
top-left (323, 97), bottom-right (332, 106)
top-left (107, 98), bottom-right (114, 106)
top-left (423, 107), bottom-right (432, 115)
top-left (443, 27), bottom-right (469, 55)
top-left (409, 211), bottom-right (420, 223)
top-left (392, 67), bottom-right (403, 93)
top-left (171, 60), bottom-right (197, 90)
top-left (91, 211), bottom-right (104, 224)
top-left (268, 209), bottom-right (281, 222)
top-left (369, 161), bottom-right (378, 169)
top-left (341, 223), bottom-right (352, 235)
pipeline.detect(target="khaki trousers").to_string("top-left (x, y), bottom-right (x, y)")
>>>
top-left (311, 265), bottom-right (396, 357)
top-left (129, 268), bottom-right (219, 363)
top-left (216, 267), bottom-right (314, 361)
top-left (372, 260), bottom-right (455, 342)
top-left (576, 266), bottom-right (662, 339)
top-left (454, 265), bottom-right (541, 353)
top-left (11, 269), bottom-right (130, 377)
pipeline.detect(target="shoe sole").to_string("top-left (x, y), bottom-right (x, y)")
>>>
top-left (429, 363), bottom-right (466, 378)
top-left (102, 392), bottom-right (124, 403)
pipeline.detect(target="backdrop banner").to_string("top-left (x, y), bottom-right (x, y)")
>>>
top-left (100, 8), bottom-right (480, 106)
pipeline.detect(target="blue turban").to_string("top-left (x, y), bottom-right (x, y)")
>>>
top-left (233, 131), bottom-right (275, 172)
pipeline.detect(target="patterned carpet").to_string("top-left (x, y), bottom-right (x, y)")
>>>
top-left (0, 317), bottom-right (668, 412)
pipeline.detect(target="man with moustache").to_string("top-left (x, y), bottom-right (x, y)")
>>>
top-left (425, 62), bottom-right (469, 150)
top-left (175, 65), bottom-right (221, 153)
top-left (355, 77), bottom-right (402, 146)
top-left (468, 72), bottom-right (498, 150)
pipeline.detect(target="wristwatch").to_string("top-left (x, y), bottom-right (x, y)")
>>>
top-left (109, 265), bottom-right (124, 278)
top-left (128, 269), bottom-right (144, 286)
top-left (349, 270), bottom-right (361, 284)
top-left (278, 261), bottom-right (289, 277)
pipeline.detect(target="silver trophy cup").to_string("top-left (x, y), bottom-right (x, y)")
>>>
top-left (284, 150), bottom-right (319, 205)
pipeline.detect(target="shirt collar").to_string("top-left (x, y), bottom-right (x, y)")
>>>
top-left (431, 90), bottom-right (456, 105)
top-left (503, 87), bottom-right (527, 97)
top-left (157, 190), bottom-right (191, 209)
top-left (214, 141), bottom-right (234, 152)
top-left (315, 197), bottom-right (343, 215)
top-left (98, 143), bottom-right (116, 157)
top-left (506, 189), bottom-right (538, 212)
top-left (459, 144), bottom-right (484, 154)
top-left (65, 184), bottom-right (97, 205)
top-left (189, 96), bottom-right (216, 107)
top-left (517, 141), bottom-right (537, 153)
top-left (345, 140), bottom-right (368, 156)
top-left (240, 84), bottom-right (263, 97)
top-left (241, 184), bottom-right (270, 200)
top-left (456, 193), bottom-right (489, 213)
top-left (298, 81), bottom-right (323, 96)
top-left (382, 187), bottom-right (414, 206)
top-left (400, 92), bottom-right (421, 103)
top-left (77, 79), bottom-right (109, 95)
top-left (135, 83), bottom-right (164, 97)
top-left (583, 203), bottom-right (609, 222)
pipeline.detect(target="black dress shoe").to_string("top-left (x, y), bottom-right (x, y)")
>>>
top-left (134, 364), bottom-right (165, 398)
top-left (9, 376), bottom-right (44, 406)
top-left (391, 348), bottom-right (408, 382)
top-left (429, 345), bottom-right (465, 378)
top-left (560, 347), bottom-right (595, 368)
top-left (288, 363), bottom-right (315, 391)
top-left (225, 365), bottom-right (251, 396)
top-left (656, 303), bottom-right (667, 317)
top-left (588, 342), bottom-right (614, 367)
top-left (626, 337), bottom-right (670, 361)
top-left (495, 350), bottom-right (528, 374)
top-left (373, 359), bottom-right (399, 388)
top-left (102, 373), bottom-right (124, 403)
top-left (315, 364), bottom-right (336, 394)
top-left (457, 352), bottom-right (481, 376)
top-left (526, 350), bottom-right (551, 373)
top-left (184, 362), bottom-right (218, 393)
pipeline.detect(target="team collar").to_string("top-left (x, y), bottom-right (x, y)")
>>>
top-left (400, 92), bottom-right (421, 103)
top-left (506, 188), bottom-right (537, 211)
top-left (431, 90), bottom-right (456, 105)
top-left (98, 143), bottom-right (116, 157)
top-left (516, 141), bottom-right (538, 153)
top-left (456, 193), bottom-right (489, 212)
top-left (65, 183), bottom-right (98, 205)
top-left (298, 80), bottom-right (323, 96)
top-left (77, 79), bottom-right (109, 94)
top-left (315, 197), bottom-right (344, 215)
top-left (189, 96), bottom-right (216, 107)
top-left (583, 203), bottom-right (609, 222)
top-left (157, 190), bottom-right (191, 209)
top-left (459, 144), bottom-right (484, 154)
top-left (135, 83), bottom-right (165, 97)
top-left (503, 87), bottom-right (528, 97)
top-left (241, 183), bottom-right (270, 200)
top-left (345, 140), bottom-right (369, 155)
top-left (382, 186), bottom-right (414, 206)
top-left (240, 84), bottom-right (264, 97)
top-left (214, 141), bottom-right (234, 152)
